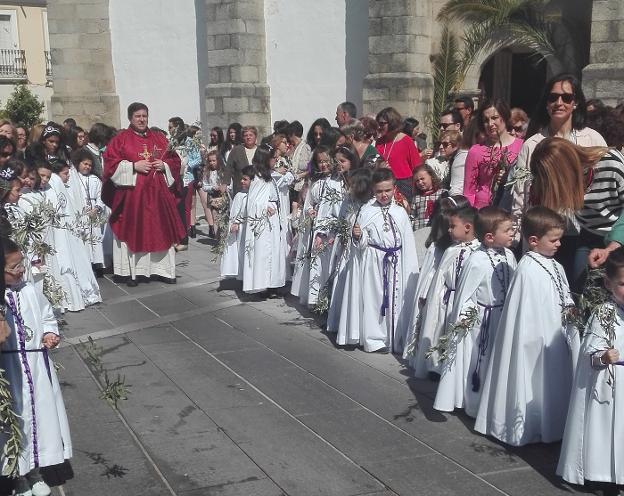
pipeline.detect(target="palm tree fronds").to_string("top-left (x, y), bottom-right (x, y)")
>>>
top-left (427, 24), bottom-right (462, 142)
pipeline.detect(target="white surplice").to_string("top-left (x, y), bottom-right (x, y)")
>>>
top-left (1, 283), bottom-right (72, 475)
top-left (474, 252), bottom-right (579, 445)
top-left (220, 191), bottom-right (247, 279)
top-left (557, 301), bottom-right (624, 485)
top-left (410, 239), bottom-right (480, 377)
top-left (290, 183), bottom-right (315, 300)
top-left (272, 170), bottom-right (295, 281)
top-left (242, 177), bottom-right (284, 293)
top-left (402, 243), bottom-right (443, 361)
top-left (434, 246), bottom-right (517, 416)
top-left (356, 200), bottom-right (419, 353)
top-left (326, 198), bottom-right (365, 345)
top-left (50, 174), bottom-right (101, 310)
top-left (307, 176), bottom-right (345, 306)
top-left (75, 172), bottom-right (108, 266)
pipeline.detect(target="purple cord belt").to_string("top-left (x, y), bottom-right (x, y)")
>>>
top-left (472, 302), bottom-right (504, 392)
top-left (369, 243), bottom-right (401, 317)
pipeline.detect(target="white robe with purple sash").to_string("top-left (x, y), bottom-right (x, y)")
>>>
top-left (355, 201), bottom-right (419, 353)
top-left (410, 239), bottom-right (481, 377)
top-left (475, 252), bottom-right (579, 445)
top-left (557, 302), bottom-right (624, 485)
top-left (1, 283), bottom-right (72, 475)
top-left (433, 246), bottom-right (516, 416)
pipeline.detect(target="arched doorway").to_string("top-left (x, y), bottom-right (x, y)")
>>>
top-left (479, 47), bottom-right (548, 117)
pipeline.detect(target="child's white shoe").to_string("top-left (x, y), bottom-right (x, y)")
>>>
top-left (14, 476), bottom-right (32, 496)
top-left (30, 480), bottom-right (51, 496)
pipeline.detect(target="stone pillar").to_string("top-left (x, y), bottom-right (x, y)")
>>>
top-left (48, 0), bottom-right (120, 128)
top-left (203, 0), bottom-right (271, 135)
top-left (362, 0), bottom-right (433, 120)
top-left (582, 0), bottom-right (624, 105)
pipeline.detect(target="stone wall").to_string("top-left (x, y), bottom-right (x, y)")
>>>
top-left (362, 0), bottom-right (433, 121)
top-left (47, 0), bottom-right (120, 128)
top-left (203, 0), bottom-right (271, 135)
top-left (583, 0), bottom-right (624, 105)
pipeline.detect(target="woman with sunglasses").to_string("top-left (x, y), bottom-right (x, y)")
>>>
top-left (510, 74), bottom-right (606, 234)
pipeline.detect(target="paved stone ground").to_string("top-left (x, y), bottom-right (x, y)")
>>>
top-left (51, 225), bottom-right (597, 496)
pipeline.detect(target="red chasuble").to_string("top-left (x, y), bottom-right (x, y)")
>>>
top-left (102, 128), bottom-right (186, 253)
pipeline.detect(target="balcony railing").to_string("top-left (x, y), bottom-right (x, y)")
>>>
top-left (45, 50), bottom-right (52, 79)
top-left (0, 49), bottom-right (26, 80)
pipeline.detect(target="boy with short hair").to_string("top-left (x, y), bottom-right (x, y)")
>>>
top-left (220, 166), bottom-right (253, 279)
top-left (352, 168), bottom-right (419, 353)
top-left (410, 206), bottom-right (480, 378)
top-left (475, 206), bottom-right (579, 445)
top-left (433, 206), bottom-right (517, 416)
top-left (2, 239), bottom-right (72, 495)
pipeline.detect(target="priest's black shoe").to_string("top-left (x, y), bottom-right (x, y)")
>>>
top-left (127, 279), bottom-right (138, 287)
top-left (158, 276), bottom-right (177, 284)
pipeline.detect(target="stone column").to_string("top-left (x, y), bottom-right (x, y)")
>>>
top-left (203, 0), bottom-right (271, 135)
top-left (362, 0), bottom-right (433, 120)
top-left (47, 0), bottom-right (120, 128)
top-left (582, 0), bottom-right (624, 105)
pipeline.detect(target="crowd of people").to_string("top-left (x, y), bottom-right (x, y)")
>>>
top-left (0, 70), bottom-right (622, 494)
top-left (211, 73), bottom-right (624, 494)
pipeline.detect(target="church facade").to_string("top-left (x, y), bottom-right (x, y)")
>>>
top-left (46, 0), bottom-right (624, 135)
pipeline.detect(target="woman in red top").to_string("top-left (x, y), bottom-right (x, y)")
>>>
top-left (375, 107), bottom-right (422, 201)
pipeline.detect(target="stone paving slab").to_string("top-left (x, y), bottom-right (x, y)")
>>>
top-left (56, 239), bottom-right (593, 496)
top-left (205, 404), bottom-right (386, 496)
top-left (56, 347), bottom-right (172, 496)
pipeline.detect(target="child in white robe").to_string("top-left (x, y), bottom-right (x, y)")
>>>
top-left (326, 168), bottom-right (372, 345)
top-left (2, 240), bottom-right (72, 495)
top-left (352, 168), bottom-right (419, 353)
top-left (434, 206), bottom-right (517, 417)
top-left (557, 248), bottom-right (624, 489)
top-left (291, 146), bottom-right (333, 304)
top-left (242, 145), bottom-right (286, 296)
top-left (307, 170), bottom-right (344, 308)
top-left (475, 206), bottom-right (579, 445)
top-left (269, 139), bottom-right (295, 282)
top-left (73, 148), bottom-right (108, 276)
top-left (220, 166), bottom-right (252, 279)
top-left (402, 194), bottom-right (471, 366)
top-left (50, 162), bottom-right (101, 310)
top-left (410, 205), bottom-right (480, 378)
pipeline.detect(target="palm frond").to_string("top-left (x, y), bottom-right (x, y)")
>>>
top-left (438, 0), bottom-right (529, 22)
top-left (426, 24), bottom-right (462, 142)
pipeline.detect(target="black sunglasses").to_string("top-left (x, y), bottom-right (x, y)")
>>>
top-left (547, 92), bottom-right (575, 104)
top-left (439, 122), bottom-right (453, 129)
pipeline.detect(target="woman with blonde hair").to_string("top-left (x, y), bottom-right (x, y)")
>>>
top-left (529, 137), bottom-right (624, 288)
top-left (0, 119), bottom-right (17, 144)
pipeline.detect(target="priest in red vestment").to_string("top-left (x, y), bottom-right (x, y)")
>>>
top-left (102, 102), bottom-right (186, 286)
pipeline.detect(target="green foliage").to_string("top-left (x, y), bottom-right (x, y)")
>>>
top-left (426, 0), bottom-right (581, 139)
top-left (0, 369), bottom-right (21, 478)
top-left (427, 24), bottom-right (461, 143)
top-left (1, 84), bottom-right (45, 128)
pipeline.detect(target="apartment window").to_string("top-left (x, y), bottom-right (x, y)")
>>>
top-left (0, 11), bottom-right (18, 50)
